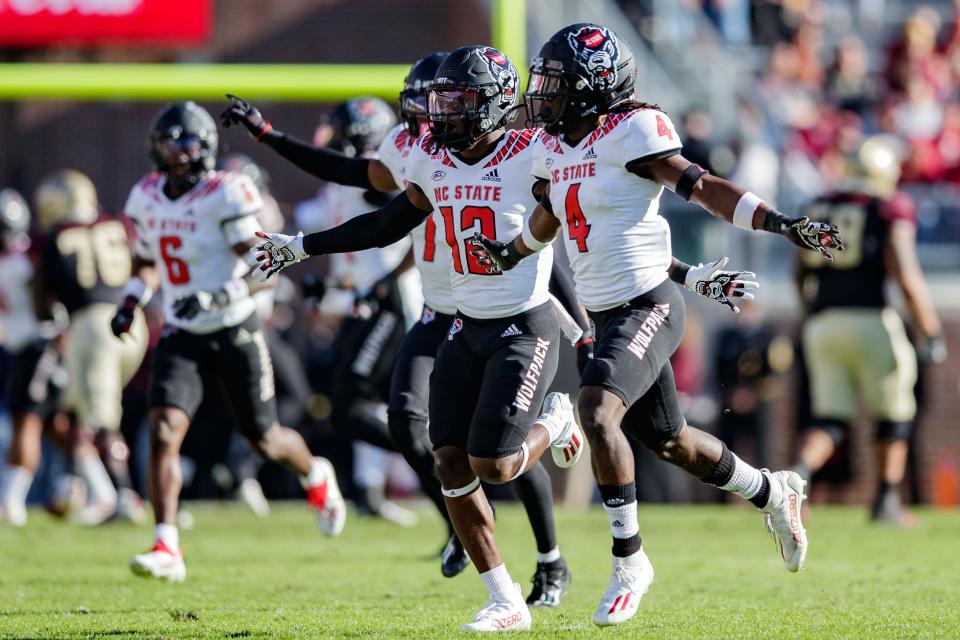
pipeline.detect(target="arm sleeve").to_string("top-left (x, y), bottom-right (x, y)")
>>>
top-left (263, 130), bottom-right (375, 190)
top-left (122, 186), bottom-right (155, 260)
top-left (624, 110), bottom-right (683, 166)
top-left (220, 174), bottom-right (264, 244)
top-left (302, 191), bottom-right (430, 256)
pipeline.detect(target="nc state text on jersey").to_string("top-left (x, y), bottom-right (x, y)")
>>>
top-left (551, 162), bottom-right (597, 183)
top-left (145, 217), bottom-right (197, 233)
top-left (433, 185), bottom-right (502, 203)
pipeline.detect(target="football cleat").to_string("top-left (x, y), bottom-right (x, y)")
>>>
top-left (0, 499), bottom-right (27, 527)
top-left (441, 533), bottom-right (472, 578)
top-left (761, 470), bottom-right (808, 572)
top-left (238, 478), bottom-right (271, 519)
top-left (538, 392), bottom-right (584, 469)
top-left (306, 457), bottom-right (346, 537)
top-left (129, 540), bottom-right (186, 582)
top-left (526, 557), bottom-right (571, 608)
top-left (460, 583), bottom-right (532, 632)
top-left (592, 548), bottom-right (654, 626)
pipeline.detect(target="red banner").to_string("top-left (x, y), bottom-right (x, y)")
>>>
top-left (0, 0), bottom-right (211, 47)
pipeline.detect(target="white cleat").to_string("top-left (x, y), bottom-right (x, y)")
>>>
top-left (538, 392), bottom-right (584, 469)
top-left (306, 457), bottom-right (346, 537)
top-left (129, 540), bottom-right (186, 582)
top-left (239, 478), bottom-right (271, 519)
top-left (761, 470), bottom-right (808, 572)
top-left (460, 583), bottom-right (532, 632)
top-left (1, 500), bottom-right (27, 527)
top-left (592, 548), bottom-right (654, 626)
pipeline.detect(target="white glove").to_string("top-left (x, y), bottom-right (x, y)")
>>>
top-left (684, 256), bottom-right (759, 314)
top-left (254, 230), bottom-right (307, 282)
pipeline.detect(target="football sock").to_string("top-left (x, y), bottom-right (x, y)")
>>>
top-left (514, 462), bottom-right (558, 553)
top-left (301, 458), bottom-right (327, 488)
top-left (1, 465), bottom-right (33, 508)
top-left (535, 546), bottom-right (561, 564)
top-left (76, 452), bottom-right (117, 506)
top-left (600, 483), bottom-right (641, 557)
top-left (705, 444), bottom-right (770, 508)
top-left (480, 563), bottom-right (514, 598)
top-left (155, 523), bottom-right (179, 550)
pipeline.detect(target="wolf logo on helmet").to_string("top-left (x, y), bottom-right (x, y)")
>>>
top-left (566, 25), bottom-right (620, 92)
top-left (478, 47), bottom-right (519, 101)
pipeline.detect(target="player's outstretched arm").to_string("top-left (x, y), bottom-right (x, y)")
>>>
top-left (111, 256), bottom-right (159, 338)
top-left (629, 154), bottom-right (845, 260)
top-left (885, 219), bottom-right (947, 363)
top-left (254, 184), bottom-right (432, 281)
top-left (471, 202), bottom-right (561, 272)
top-left (668, 256), bottom-right (759, 314)
top-left (220, 94), bottom-right (398, 192)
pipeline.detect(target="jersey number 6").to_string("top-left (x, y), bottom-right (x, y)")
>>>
top-left (159, 235), bottom-right (191, 285)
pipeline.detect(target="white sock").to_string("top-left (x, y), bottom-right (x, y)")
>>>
top-left (536, 546), bottom-right (560, 564)
top-left (720, 453), bottom-right (765, 500)
top-left (155, 523), bottom-right (179, 550)
top-left (301, 458), bottom-right (327, 489)
top-left (603, 500), bottom-right (640, 539)
top-left (2, 465), bottom-right (34, 507)
top-left (75, 453), bottom-right (117, 506)
top-left (480, 563), bottom-right (514, 598)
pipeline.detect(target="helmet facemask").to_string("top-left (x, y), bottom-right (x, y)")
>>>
top-left (525, 57), bottom-right (599, 136)
top-left (399, 89), bottom-right (430, 137)
top-left (427, 86), bottom-right (488, 152)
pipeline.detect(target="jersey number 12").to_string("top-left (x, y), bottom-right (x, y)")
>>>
top-left (439, 205), bottom-right (498, 276)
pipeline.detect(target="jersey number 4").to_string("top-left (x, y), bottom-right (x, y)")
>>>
top-left (565, 183), bottom-right (591, 253)
top-left (159, 235), bottom-right (191, 285)
top-left (439, 205), bottom-right (498, 275)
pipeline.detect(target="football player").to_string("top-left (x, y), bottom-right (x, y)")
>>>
top-left (793, 136), bottom-right (945, 525)
top-left (112, 101), bottom-right (345, 582)
top-left (470, 23), bottom-right (842, 626)
top-left (31, 169), bottom-right (149, 524)
top-left (222, 53), bottom-right (577, 602)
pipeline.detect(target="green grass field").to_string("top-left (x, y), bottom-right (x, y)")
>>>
top-left (1, 503), bottom-right (957, 639)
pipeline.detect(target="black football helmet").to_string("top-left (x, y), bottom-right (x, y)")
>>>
top-left (326, 97), bottom-right (397, 158)
top-left (0, 188), bottom-right (30, 249)
top-left (427, 45), bottom-right (520, 152)
top-left (526, 23), bottom-right (636, 135)
top-left (149, 101), bottom-right (218, 189)
top-left (399, 52), bottom-right (448, 135)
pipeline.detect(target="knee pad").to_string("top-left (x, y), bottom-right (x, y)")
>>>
top-left (818, 419), bottom-right (851, 446)
top-left (877, 420), bottom-right (912, 442)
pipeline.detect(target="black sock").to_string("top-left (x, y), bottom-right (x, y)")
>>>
top-left (703, 443), bottom-right (735, 487)
top-left (514, 462), bottom-right (557, 554)
top-left (750, 475), bottom-right (771, 509)
top-left (599, 483), bottom-right (642, 557)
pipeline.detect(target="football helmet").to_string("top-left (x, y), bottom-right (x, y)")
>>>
top-left (399, 52), bottom-right (448, 135)
top-left (0, 188), bottom-right (30, 249)
top-left (33, 169), bottom-right (98, 230)
top-left (217, 152), bottom-right (271, 193)
top-left (326, 97), bottom-right (397, 158)
top-left (149, 101), bottom-right (218, 190)
top-left (844, 135), bottom-right (902, 198)
top-left (526, 23), bottom-right (636, 135)
top-left (426, 45), bottom-right (520, 152)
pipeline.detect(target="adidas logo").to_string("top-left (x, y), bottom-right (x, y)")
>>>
top-left (583, 147), bottom-right (597, 160)
top-left (481, 168), bottom-right (502, 182)
top-left (611, 520), bottom-right (624, 528)
top-left (500, 323), bottom-right (522, 338)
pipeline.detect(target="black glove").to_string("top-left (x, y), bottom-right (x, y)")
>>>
top-left (221, 94), bottom-right (272, 141)
top-left (172, 290), bottom-right (229, 320)
top-left (765, 211), bottom-right (844, 261)
top-left (575, 336), bottom-right (594, 375)
top-left (110, 296), bottom-right (139, 338)
top-left (469, 232), bottom-right (521, 273)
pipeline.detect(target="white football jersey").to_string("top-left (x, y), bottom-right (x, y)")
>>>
top-left (533, 109), bottom-right (682, 311)
top-left (0, 249), bottom-right (40, 352)
top-left (405, 130), bottom-right (553, 319)
top-left (377, 124), bottom-right (456, 315)
top-left (123, 171), bottom-right (262, 334)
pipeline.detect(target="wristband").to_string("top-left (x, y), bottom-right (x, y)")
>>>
top-left (761, 208), bottom-right (792, 234)
top-left (574, 335), bottom-right (594, 348)
top-left (733, 191), bottom-right (764, 231)
top-left (521, 219), bottom-right (550, 252)
top-left (670, 260), bottom-right (692, 286)
top-left (121, 277), bottom-right (152, 307)
top-left (255, 122), bottom-right (274, 142)
top-left (222, 278), bottom-right (251, 304)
